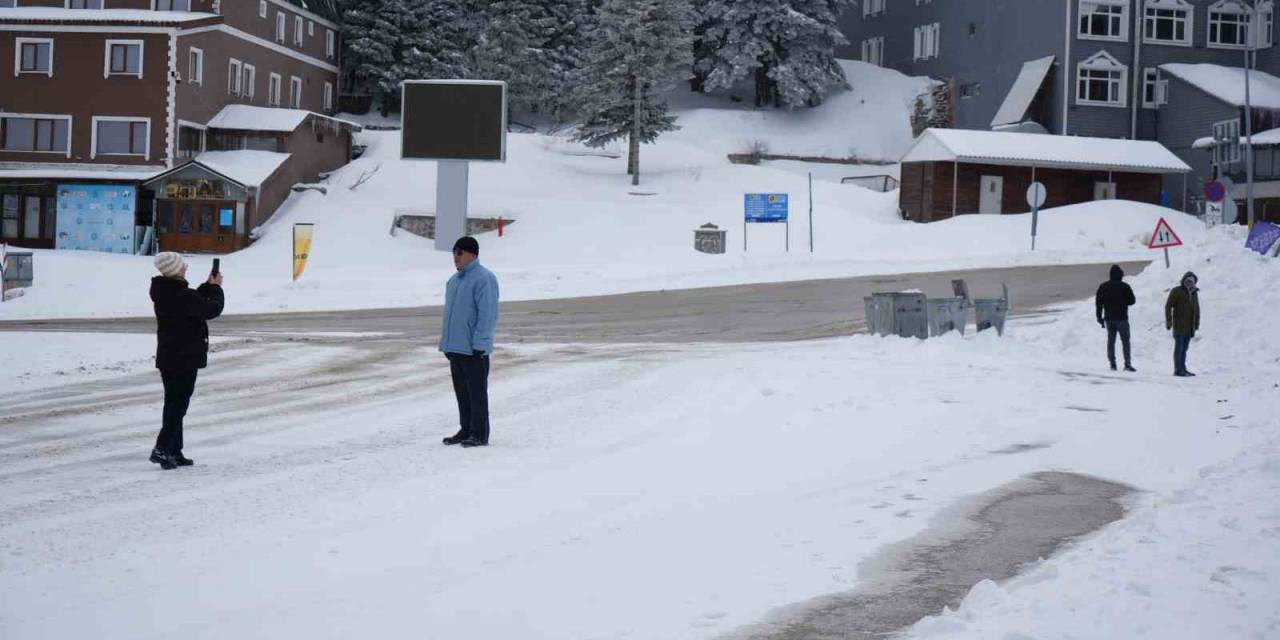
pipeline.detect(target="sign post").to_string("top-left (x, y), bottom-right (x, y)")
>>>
top-left (743, 193), bottom-right (789, 252)
top-left (401, 80), bottom-right (508, 252)
top-left (808, 173), bottom-right (814, 253)
top-left (1204, 179), bottom-right (1227, 226)
top-left (1148, 217), bottom-right (1182, 269)
top-left (1026, 181), bottom-right (1047, 251)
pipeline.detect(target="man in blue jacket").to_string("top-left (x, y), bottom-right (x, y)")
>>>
top-left (440, 236), bottom-right (500, 448)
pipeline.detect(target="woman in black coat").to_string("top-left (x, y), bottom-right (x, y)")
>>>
top-left (150, 252), bottom-right (224, 470)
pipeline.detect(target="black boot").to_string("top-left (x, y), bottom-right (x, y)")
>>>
top-left (460, 437), bottom-right (488, 448)
top-left (1109, 362), bottom-right (1117, 371)
top-left (150, 448), bottom-right (177, 470)
top-left (173, 452), bottom-right (194, 466)
top-left (443, 432), bottom-right (467, 445)
top-left (1124, 364), bottom-right (1137, 372)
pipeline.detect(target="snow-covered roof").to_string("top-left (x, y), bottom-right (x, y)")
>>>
top-left (205, 105), bottom-right (362, 133)
top-left (901, 128), bottom-right (1191, 173)
top-left (1192, 127), bottom-right (1280, 148)
top-left (0, 162), bottom-right (163, 181)
top-left (991, 56), bottom-right (1056, 128)
top-left (192, 151), bottom-right (291, 188)
top-left (0, 8), bottom-right (217, 24)
top-left (1160, 64), bottom-right (1280, 110)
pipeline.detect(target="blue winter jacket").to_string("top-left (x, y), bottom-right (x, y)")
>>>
top-left (439, 260), bottom-right (500, 355)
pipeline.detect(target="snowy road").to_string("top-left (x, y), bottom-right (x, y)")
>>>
top-left (0, 261), bottom-right (1148, 343)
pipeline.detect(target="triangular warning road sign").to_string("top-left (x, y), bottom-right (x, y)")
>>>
top-left (1148, 217), bottom-right (1183, 249)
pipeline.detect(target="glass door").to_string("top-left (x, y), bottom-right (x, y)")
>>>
top-left (23, 196), bottom-right (41, 239)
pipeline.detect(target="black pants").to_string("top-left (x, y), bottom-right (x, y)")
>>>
top-left (156, 369), bottom-right (198, 454)
top-left (448, 352), bottom-right (490, 443)
top-left (1106, 320), bottom-right (1131, 366)
top-left (1174, 335), bottom-right (1193, 374)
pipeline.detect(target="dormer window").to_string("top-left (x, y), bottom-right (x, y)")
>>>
top-left (1076, 50), bottom-right (1128, 107)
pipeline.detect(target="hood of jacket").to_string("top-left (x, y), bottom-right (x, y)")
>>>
top-left (1109, 265), bottom-right (1124, 281)
top-left (150, 275), bottom-right (189, 302)
top-left (1180, 271), bottom-right (1198, 288)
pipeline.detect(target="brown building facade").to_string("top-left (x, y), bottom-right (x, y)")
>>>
top-left (898, 129), bottom-right (1191, 223)
top-left (0, 0), bottom-right (350, 252)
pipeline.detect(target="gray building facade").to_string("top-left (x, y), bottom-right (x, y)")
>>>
top-left (840, 0), bottom-right (1279, 211)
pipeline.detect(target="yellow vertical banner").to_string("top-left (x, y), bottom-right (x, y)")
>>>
top-left (292, 223), bottom-right (314, 281)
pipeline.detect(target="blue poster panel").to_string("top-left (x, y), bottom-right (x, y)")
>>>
top-left (744, 193), bottom-right (788, 223)
top-left (55, 184), bottom-right (136, 254)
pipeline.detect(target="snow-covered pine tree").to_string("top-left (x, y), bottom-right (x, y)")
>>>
top-left (342, 0), bottom-right (407, 112)
top-left (573, 0), bottom-right (695, 185)
top-left (472, 0), bottom-right (593, 123)
top-left (398, 0), bottom-right (476, 82)
top-left (694, 0), bottom-right (851, 108)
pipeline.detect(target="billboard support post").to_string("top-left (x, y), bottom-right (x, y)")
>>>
top-left (435, 161), bottom-right (469, 252)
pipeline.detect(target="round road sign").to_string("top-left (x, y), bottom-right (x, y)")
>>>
top-left (1205, 180), bottom-right (1226, 203)
top-left (1026, 181), bottom-right (1047, 209)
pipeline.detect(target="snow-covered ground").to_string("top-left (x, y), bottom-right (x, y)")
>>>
top-left (0, 60), bottom-right (1203, 320)
top-left (1, 226), bottom-right (1276, 639)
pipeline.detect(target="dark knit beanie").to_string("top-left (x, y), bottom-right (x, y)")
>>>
top-left (453, 236), bottom-right (479, 256)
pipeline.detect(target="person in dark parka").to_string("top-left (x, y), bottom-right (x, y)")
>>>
top-left (1095, 264), bottom-right (1137, 371)
top-left (150, 252), bottom-right (224, 469)
top-left (1164, 271), bottom-right (1200, 377)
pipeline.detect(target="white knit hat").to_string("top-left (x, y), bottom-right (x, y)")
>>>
top-left (154, 252), bottom-right (186, 278)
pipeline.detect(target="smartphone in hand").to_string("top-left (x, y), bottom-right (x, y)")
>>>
top-left (211, 258), bottom-right (220, 277)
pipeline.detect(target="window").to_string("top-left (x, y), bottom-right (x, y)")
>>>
top-left (294, 15), bottom-right (304, 45)
top-left (863, 0), bottom-right (885, 17)
top-left (228, 58), bottom-right (242, 95)
top-left (1209, 1), bottom-right (1251, 48)
top-left (1261, 1), bottom-right (1275, 47)
top-left (105, 40), bottom-right (143, 78)
top-left (959, 82), bottom-right (981, 99)
top-left (177, 125), bottom-right (204, 158)
top-left (243, 64), bottom-right (256, 100)
top-left (1142, 68), bottom-right (1159, 108)
top-left (324, 81), bottom-right (333, 111)
top-left (326, 30), bottom-right (336, 59)
top-left (1079, 1), bottom-right (1128, 40)
top-left (268, 72), bottom-right (282, 106)
top-left (67, 0), bottom-right (104, 8)
top-left (308, 21), bottom-right (314, 36)
top-left (259, 0), bottom-right (267, 18)
top-left (1144, 0), bottom-right (1192, 46)
top-left (1, 115), bottom-right (71, 156)
top-left (913, 23), bottom-right (941, 61)
top-left (188, 47), bottom-right (203, 85)
top-left (0, 0), bottom-right (16, 7)
top-left (93, 117), bottom-right (149, 158)
top-left (15, 38), bottom-right (53, 77)
top-left (1076, 51), bottom-right (1127, 106)
top-left (276, 12), bottom-right (286, 42)
top-left (155, 0), bottom-right (191, 10)
top-left (289, 75), bottom-right (302, 109)
top-left (860, 37), bottom-right (884, 66)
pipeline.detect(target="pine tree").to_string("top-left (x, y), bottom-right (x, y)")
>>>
top-left (694, 0), bottom-right (851, 108)
top-left (471, 0), bottom-right (592, 122)
top-left (399, 0), bottom-right (476, 81)
top-left (342, 0), bottom-right (406, 110)
top-left (573, 0), bottom-right (696, 185)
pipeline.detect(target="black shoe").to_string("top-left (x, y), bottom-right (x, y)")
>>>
top-left (443, 432), bottom-right (467, 445)
top-left (1184, 370), bottom-right (1196, 377)
top-left (1124, 365), bottom-right (1137, 372)
top-left (173, 452), bottom-right (194, 467)
top-left (149, 448), bottom-right (177, 470)
top-left (1174, 371), bottom-right (1190, 377)
top-left (1110, 363), bottom-right (1117, 371)
top-left (459, 438), bottom-right (488, 448)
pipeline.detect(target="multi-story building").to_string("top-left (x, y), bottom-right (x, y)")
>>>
top-left (0, 0), bottom-right (358, 252)
top-left (840, 0), bottom-right (1280, 220)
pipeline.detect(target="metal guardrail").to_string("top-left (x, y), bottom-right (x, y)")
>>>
top-left (840, 174), bottom-right (900, 192)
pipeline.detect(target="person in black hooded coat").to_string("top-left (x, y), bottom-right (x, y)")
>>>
top-left (149, 252), bottom-right (224, 470)
top-left (1095, 264), bottom-right (1136, 371)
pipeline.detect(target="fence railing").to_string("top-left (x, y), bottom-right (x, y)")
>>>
top-left (840, 174), bottom-right (900, 192)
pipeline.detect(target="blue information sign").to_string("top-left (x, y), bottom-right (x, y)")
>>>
top-left (744, 193), bottom-right (788, 223)
top-left (55, 183), bottom-right (136, 254)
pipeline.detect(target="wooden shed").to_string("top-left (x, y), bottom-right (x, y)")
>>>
top-left (898, 129), bottom-right (1191, 223)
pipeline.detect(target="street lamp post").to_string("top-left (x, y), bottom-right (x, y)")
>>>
top-left (1244, 0), bottom-right (1258, 227)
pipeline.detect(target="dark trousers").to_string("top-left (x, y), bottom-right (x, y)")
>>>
top-left (156, 369), bottom-right (198, 453)
top-left (1106, 320), bottom-right (1131, 366)
top-left (448, 352), bottom-right (490, 443)
top-left (1173, 335), bottom-right (1193, 374)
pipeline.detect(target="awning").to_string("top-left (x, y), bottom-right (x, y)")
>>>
top-left (991, 56), bottom-right (1055, 128)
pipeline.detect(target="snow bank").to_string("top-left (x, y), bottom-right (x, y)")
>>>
top-left (901, 226), bottom-right (1280, 640)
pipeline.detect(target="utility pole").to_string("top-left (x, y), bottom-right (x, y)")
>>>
top-left (1244, 0), bottom-right (1257, 227)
